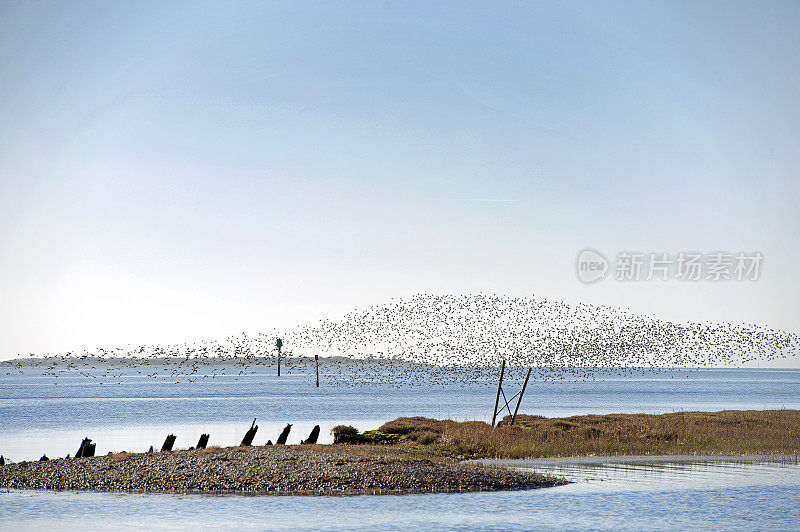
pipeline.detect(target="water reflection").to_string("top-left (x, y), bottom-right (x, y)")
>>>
top-left (501, 455), bottom-right (800, 491)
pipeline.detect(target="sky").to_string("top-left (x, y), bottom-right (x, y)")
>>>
top-left (1, 1), bottom-right (799, 360)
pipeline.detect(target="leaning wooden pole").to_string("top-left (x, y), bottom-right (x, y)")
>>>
top-left (510, 367), bottom-right (532, 426)
top-left (491, 359), bottom-right (506, 427)
top-left (241, 419), bottom-right (258, 446)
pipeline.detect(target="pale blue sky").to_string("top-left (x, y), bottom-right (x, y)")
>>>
top-left (1, 1), bottom-right (799, 359)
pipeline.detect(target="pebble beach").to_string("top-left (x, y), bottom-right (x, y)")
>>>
top-left (0, 445), bottom-right (563, 496)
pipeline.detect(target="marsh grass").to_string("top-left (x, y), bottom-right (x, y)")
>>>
top-left (377, 410), bottom-right (800, 459)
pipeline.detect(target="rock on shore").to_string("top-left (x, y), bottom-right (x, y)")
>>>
top-left (0, 445), bottom-right (564, 495)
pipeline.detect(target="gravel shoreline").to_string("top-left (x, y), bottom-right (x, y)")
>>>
top-left (0, 445), bottom-right (564, 495)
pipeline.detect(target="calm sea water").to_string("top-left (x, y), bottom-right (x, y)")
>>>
top-left (1, 366), bottom-right (799, 530)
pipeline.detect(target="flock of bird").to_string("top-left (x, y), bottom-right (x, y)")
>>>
top-left (2, 294), bottom-right (797, 387)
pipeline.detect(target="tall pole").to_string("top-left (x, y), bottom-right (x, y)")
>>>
top-left (511, 367), bottom-right (532, 426)
top-left (276, 338), bottom-right (283, 377)
top-left (491, 359), bottom-right (506, 427)
top-left (315, 354), bottom-right (319, 387)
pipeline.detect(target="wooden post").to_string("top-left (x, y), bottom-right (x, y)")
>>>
top-left (276, 423), bottom-right (292, 445)
top-left (76, 438), bottom-right (87, 458)
top-left (510, 367), bottom-right (532, 426)
top-left (75, 438), bottom-right (95, 458)
top-left (241, 419), bottom-right (258, 446)
top-left (196, 434), bottom-right (210, 449)
top-left (315, 354), bottom-right (319, 387)
top-left (491, 360), bottom-right (506, 427)
top-left (161, 434), bottom-right (176, 452)
top-left (276, 338), bottom-right (283, 377)
top-left (302, 425), bottom-right (320, 444)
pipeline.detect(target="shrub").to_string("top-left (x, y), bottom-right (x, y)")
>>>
top-left (331, 425), bottom-right (364, 444)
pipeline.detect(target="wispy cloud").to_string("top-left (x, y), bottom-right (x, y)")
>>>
top-left (450, 198), bottom-right (518, 203)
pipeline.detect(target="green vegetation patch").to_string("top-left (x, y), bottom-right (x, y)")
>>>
top-left (331, 425), bottom-right (403, 444)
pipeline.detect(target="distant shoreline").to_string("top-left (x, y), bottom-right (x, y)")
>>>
top-left (0, 355), bottom-right (433, 368)
top-left (3, 356), bottom-right (797, 369)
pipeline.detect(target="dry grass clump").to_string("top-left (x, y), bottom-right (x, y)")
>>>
top-left (110, 452), bottom-right (133, 462)
top-left (379, 417), bottom-right (450, 436)
top-left (376, 410), bottom-right (800, 459)
top-left (201, 446), bottom-right (224, 454)
top-left (414, 431), bottom-right (438, 445)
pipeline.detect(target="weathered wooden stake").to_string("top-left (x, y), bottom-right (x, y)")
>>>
top-left (315, 354), bottom-right (319, 387)
top-left (302, 425), bottom-right (320, 444)
top-left (276, 423), bottom-right (292, 445)
top-left (196, 434), bottom-right (210, 449)
top-left (0, 455), bottom-right (5, 465)
top-left (75, 438), bottom-right (95, 458)
top-left (161, 434), bottom-right (176, 452)
top-left (510, 367), bottom-right (532, 426)
top-left (241, 419), bottom-right (258, 446)
top-left (491, 360), bottom-right (506, 427)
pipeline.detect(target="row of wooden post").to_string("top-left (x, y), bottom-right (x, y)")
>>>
top-left (58, 421), bottom-right (322, 460)
top-left (0, 422), bottom-right (324, 464)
